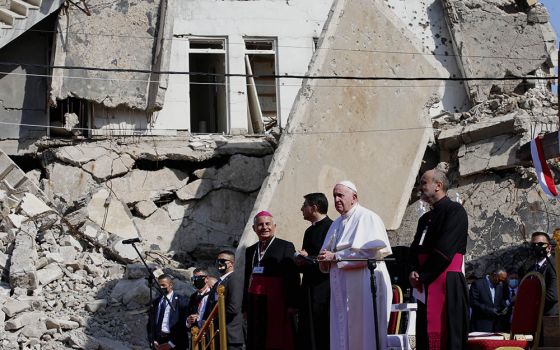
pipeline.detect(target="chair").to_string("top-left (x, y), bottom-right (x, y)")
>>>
top-left (388, 285), bottom-right (404, 334)
top-left (387, 284), bottom-right (417, 350)
top-left (467, 272), bottom-right (545, 350)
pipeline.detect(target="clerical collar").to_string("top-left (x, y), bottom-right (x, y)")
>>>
top-left (341, 204), bottom-right (358, 219)
top-left (312, 215), bottom-right (328, 226)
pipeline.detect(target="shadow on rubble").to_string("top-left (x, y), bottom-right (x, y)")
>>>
top-left (75, 262), bottom-right (196, 350)
top-left (465, 242), bottom-right (537, 279)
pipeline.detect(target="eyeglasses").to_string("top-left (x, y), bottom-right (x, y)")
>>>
top-left (531, 242), bottom-right (549, 248)
top-left (215, 259), bottom-right (231, 265)
top-left (191, 275), bottom-right (207, 282)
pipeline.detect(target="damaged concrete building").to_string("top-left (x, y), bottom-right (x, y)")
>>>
top-left (0, 0), bottom-right (557, 348)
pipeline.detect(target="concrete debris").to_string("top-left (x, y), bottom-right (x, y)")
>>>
top-left (457, 134), bottom-right (521, 177)
top-left (134, 200), bottom-right (158, 218)
top-left (18, 193), bottom-right (54, 218)
top-left (442, 0), bottom-right (556, 102)
top-left (176, 179), bottom-right (213, 201)
top-left (82, 153), bottom-right (135, 182)
top-left (43, 162), bottom-right (97, 204)
top-left (63, 113), bottom-right (80, 134)
top-left (107, 167), bottom-right (189, 204)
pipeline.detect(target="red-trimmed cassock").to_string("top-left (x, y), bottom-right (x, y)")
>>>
top-left (243, 237), bottom-right (300, 350)
top-left (410, 196), bottom-right (469, 350)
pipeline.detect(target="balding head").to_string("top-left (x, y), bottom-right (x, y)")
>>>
top-left (419, 169), bottom-right (448, 205)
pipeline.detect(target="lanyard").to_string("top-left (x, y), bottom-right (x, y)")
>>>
top-left (253, 236), bottom-right (275, 267)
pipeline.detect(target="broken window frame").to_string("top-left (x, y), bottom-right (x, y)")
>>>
top-left (187, 36), bottom-right (230, 134)
top-left (244, 37), bottom-right (279, 133)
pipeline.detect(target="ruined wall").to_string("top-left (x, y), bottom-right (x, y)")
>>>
top-left (442, 0), bottom-right (557, 103)
top-left (390, 88), bottom-right (559, 277)
top-left (0, 13), bottom-right (58, 155)
top-left (50, 0), bottom-right (170, 112)
top-left (37, 136), bottom-right (275, 262)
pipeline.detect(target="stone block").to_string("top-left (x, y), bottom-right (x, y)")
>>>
top-left (458, 134), bottom-right (521, 177)
top-left (37, 263), bottom-right (63, 286)
top-left (106, 168), bottom-right (188, 204)
top-left (165, 200), bottom-right (187, 221)
top-left (43, 162), bottom-right (97, 204)
top-left (60, 235), bottom-right (83, 251)
top-left (86, 188), bottom-right (139, 239)
top-left (20, 321), bottom-right (47, 339)
top-left (82, 153), bottom-right (134, 181)
top-left (9, 222), bottom-right (38, 290)
top-left (134, 200), bottom-right (158, 218)
top-left (45, 318), bottom-right (80, 330)
top-left (18, 193), bottom-right (53, 218)
top-left (133, 209), bottom-right (180, 252)
top-left (58, 246), bottom-right (77, 263)
top-left (125, 263), bottom-right (156, 279)
top-left (4, 311), bottom-right (45, 331)
top-left (45, 252), bottom-right (64, 264)
top-left (110, 239), bottom-right (139, 263)
top-left (176, 179), bottom-right (213, 200)
top-left (110, 279), bottom-right (150, 306)
top-left (85, 299), bottom-right (107, 313)
top-left (6, 214), bottom-right (25, 229)
top-left (438, 113), bottom-right (517, 150)
top-left (1, 299), bottom-right (31, 318)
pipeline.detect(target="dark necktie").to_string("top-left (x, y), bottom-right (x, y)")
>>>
top-left (156, 297), bottom-right (167, 333)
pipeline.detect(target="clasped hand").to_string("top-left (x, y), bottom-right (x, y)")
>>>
top-left (317, 250), bottom-right (336, 262)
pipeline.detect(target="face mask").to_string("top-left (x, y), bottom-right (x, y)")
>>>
top-left (160, 287), bottom-right (169, 295)
top-left (193, 278), bottom-right (206, 290)
top-left (216, 259), bottom-right (229, 274)
top-left (532, 243), bottom-right (548, 259)
top-left (508, 279), bottom-right (518, 289)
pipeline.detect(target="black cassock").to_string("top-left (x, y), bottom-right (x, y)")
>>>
top-left (296, 216), bottom-right (332, 350)
top-left (243, 237), bottom-right (300, 350)
top-left (410, 196), bottom-right (469, 350)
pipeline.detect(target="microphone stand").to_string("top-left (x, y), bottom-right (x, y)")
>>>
top-left (127, 241), bottom-right (175, 349)
top-left (335, 257), bottom-right (395, 350)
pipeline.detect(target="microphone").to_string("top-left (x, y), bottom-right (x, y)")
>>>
top-left (121, 237), bottom-right (142, 244)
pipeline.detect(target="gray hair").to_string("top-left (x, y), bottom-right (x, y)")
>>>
top-left (432, 168), bottom-right (449, 192)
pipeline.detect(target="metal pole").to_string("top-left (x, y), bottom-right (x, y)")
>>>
top-left (368, 260), bottom-right (380, 350)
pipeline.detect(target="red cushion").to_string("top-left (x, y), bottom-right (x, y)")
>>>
top-left (467, 339), bottom-right (529, 350)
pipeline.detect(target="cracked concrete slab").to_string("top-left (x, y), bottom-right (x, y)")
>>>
top-left (239, 0), bottom-right (439, 250)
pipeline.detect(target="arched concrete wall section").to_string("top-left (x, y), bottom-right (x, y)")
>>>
top-left (238, 0), bottom-right (455, 253)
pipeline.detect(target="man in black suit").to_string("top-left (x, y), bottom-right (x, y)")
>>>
top-left (528, 231), bottom-right (558, 316)
top-left (206, 250), bottom-right (245, 350)
top-left (147, 274), bottom-right (189, 350)
top-left (187, 268), bottom-right (213, 330)
top-left (469, 269), bottom-right (508, 332)
top-left (294, 193), bottom-right (332, 350)
top-left (243, 210), bottom-right (300, 350)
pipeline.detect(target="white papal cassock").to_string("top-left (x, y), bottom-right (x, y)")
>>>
top-left (320, 204), bottom-right (392, 350)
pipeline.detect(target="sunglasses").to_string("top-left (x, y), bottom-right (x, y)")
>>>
top-left (531, 242), bottom-right (548, 248)
top-left (191, 275), bottom-right (207, 282)
top-left (215, 259), bottom-right (231, 264)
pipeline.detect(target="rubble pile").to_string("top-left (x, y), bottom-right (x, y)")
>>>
top-left (0, 188), bottom-right (197, 349)
top-left (0, 134), bottom-right (276, 349)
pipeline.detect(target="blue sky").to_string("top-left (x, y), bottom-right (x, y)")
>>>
top-left (542, 0), bottom-right (558, 93)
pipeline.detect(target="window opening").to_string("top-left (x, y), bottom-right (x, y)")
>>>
top-left (188, 38), bottom-right (228, 133)
top-left (244, 38), bottom-right (278, 133)
top-left (48, 97), bottom-right (90, 137)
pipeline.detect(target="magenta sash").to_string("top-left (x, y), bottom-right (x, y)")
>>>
top-left (418, 253), bottom-right (463, 350)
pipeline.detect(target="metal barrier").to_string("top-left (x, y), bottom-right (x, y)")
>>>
top-left (191, 285), bottom-right (227, 350)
